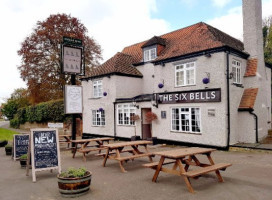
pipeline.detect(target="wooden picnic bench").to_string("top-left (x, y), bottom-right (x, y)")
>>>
top-left (102, 140), bottom-right (153, 172)
top-left (143, 147), bottom-right (232, 193)
top-left (58, 134), bottom-right (72, 148)
top-left (70, 137), bottom-right (114, 162)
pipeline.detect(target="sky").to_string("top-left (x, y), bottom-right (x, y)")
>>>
top-left (0, 0), bottom-right (272, 104)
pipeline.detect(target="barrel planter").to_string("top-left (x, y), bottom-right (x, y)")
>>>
top-left (5, 146), bottom-right (12, 156)
top-left (57, 171), bottom-right (92, 198)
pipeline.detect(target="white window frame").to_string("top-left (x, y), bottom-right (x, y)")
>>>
top-left (232, 60), bottom-right (241, 84)
top-left (171, 107), bottom-right (201, 133)
top-left (117, 104), bottom-right (136, 126)
top-left (175, 62), bottom-right (196, 87)
top-left (92, 110), bottom-right (105, 126)
top-left (93, 80), bottom-right (102, 98)
top-left (144, 48), bottom-right (157, 62)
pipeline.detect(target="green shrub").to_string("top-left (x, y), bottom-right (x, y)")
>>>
top-left (59, 167), bottom-right (87, 178)
top-left (10, 118), bottom-right (20, 129)
top-left (5, 144), bottom-right (12, 148)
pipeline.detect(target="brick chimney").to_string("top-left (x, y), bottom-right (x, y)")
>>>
top-left (242, 0), bottom-right (264, 62)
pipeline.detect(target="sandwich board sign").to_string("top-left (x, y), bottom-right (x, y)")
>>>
top-left (13, 134), bottom-right (29, 160)
top-left (26, 128), bottom-right (61, 182)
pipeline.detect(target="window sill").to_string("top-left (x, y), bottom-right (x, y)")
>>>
top-left (231, 83), bottom-right (244, 88)
top-left (174, 84), bottom-right (196, 88)
top-left (92, 125), bottom-right (105, 127)
top-left (170, 131), bottom-right (201, 135)
top-left (88, 97), bottom-right (102, 100)
top-left (117, 124), bottom-right (135, 127)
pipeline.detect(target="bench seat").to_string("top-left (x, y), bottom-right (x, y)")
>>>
top-left (182, 163), bottom-right (232, 178)
top-left (95, 149), bottom-right (135, 157)
top-left (116, 153), bottom-right (154, 161)
top-left (142, 160), bottom-right (176, 168)
top-left (78, 147), bottom-right (107, 153)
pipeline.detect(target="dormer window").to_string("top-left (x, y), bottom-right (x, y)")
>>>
top-left (144, 48), bottom-right (157, 62)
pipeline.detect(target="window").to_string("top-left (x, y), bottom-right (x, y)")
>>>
top-left (144, 48), bottom-right (157, 62)
top-left (93, 80), bottom-right (102, 97)
top-left (92, 110), bottom-right (105, 126)
top-left (117, 104), bottom-right (136, 125)
top-left (171, 107), bottom-right (201, 133)
top-left (232, 60), bottom-right (241, 84)
top-left (175, 62), bottom-right (195, 86)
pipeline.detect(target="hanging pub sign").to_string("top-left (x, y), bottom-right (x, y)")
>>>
top-left (64, 85), bottom-right (83, 114)
top-left (61, 36), bottom-right (85, 75)
top-left (13, 134), bottom-right (29, 160)
top-left (26, 128), bottom-right (61, 182)
top-left (156, 88), bottom-right (221, 104)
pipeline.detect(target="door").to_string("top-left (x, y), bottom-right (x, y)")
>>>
top-left (141, 108), bottom-right (152, 139)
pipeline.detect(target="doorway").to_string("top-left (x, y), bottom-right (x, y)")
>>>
top-left (141, 108), bottom-right (152, 139)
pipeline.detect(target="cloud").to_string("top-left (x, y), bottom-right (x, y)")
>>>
top-left (211, 0), bottom-right (232, 8)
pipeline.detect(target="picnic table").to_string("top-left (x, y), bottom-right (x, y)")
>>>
top-left (101, 140), bottom-right (153, 172)
top-left (143, 147), bottom-right (232, 193)
top-left (58, 134), bottom-right (72, 148)
top-left (70, 137), bottom-right (114, 162)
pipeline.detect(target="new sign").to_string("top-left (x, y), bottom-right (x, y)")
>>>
top-left (156, 88), bottom-right (221, 104)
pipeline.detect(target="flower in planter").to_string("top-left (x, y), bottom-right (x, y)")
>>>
top-left (98, 108), bottom-right (104, 112)
top-left (145, 111), bottom-right (158, 123)
top-left (202, 77), bottom-right (210, 84)
top-left (103, 92), bottom-right (107, 96)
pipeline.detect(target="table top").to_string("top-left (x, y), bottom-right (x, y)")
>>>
top-left (153, 147), bottom-right (216, 159)
top-left (104, 140), bottom-right (152, 149)
top-left (70, 137), bottom-right (114, 143)
top-left (59, 135), bottom-right (71, 137)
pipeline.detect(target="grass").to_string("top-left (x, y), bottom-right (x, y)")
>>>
top-left (0, 128), bottom-right (19, 141)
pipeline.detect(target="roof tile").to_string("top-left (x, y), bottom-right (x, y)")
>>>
top-left (244, 58), bottom-right (258, 77)
top-left (239, 88), bottom-right (258, 110)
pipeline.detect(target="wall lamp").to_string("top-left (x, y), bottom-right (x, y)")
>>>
top-left (205, 53), bottom-right (211, 58)
top-left (132, 100), bottom-right (139, 109)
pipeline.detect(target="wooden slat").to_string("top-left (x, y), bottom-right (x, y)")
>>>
top-left (104, 141), bottom-right (152, 149)
top-left (182, 163), bottom-right (232, 178)
top-left (95, 149), bottom-right (135, 157)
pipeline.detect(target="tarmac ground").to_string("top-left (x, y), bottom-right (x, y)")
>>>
top-left (1, 141), bottom-right (272, 200)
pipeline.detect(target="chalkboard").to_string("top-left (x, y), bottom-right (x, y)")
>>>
top-left (13, 134), bottom-right (29, 160)
top-left (28, 128), bottom-right (61, 182)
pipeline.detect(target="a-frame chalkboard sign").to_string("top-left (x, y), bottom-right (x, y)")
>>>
top-left (26, 128), bottom-right (61, 182)
top-left (13, 134), bottom-right (29, 160)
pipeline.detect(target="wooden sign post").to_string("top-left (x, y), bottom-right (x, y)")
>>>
top-left (13, 134), bottom-right (29, 160)
top-left (26, 128), bottom-right (61, 182)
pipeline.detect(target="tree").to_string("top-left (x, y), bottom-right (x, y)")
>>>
top-left (18, 14), bottom-right (102, 104)
top-left (263, 16), bottom-right (272, 65)
top-left (1, 88), bottom-right (30, 120)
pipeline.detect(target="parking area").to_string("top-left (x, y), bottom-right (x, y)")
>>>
top-left (1, 143), bottom-right (272, 200)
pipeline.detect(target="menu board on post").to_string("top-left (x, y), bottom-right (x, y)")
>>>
top-left (27, 128), bottom-right (61, 182)
top-left (13, 134), bottom-right (29, 160)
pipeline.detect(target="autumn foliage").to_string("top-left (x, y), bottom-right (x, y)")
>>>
top-left (17, 14), bottom-right (102, 104)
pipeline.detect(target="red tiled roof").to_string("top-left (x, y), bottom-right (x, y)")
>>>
top-left (87, 52), bottom-right (143, 78)
top-left (122, 22), bottom-right (244, 63)
top-left (244, 58), bottom-right (257, 77)
top-left (86, 22), bottom-right (244, 78)
top-left (239, 88), bottom-right (258, 110)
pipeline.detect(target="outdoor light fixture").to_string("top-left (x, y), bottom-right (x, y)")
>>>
top-left (229, 72), bottom-right (234, 79)
top-left (132, 100), bottom-right (139, 109)
top-left (204, 53), bottom-right (211, 58)
top-left (152, 94), bottom-right (158, 108)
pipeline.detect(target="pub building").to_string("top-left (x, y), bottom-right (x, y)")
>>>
top-left (81, 0), bottom-right (271, 149)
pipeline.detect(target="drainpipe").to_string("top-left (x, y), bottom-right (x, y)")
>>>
top-left (226, 50), bottom-right (231, 150)
top-left (113, 102), bottom-right (116, 137)
top-left (249, 111), bottom-right (258, 143)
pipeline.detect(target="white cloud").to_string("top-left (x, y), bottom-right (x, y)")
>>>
top-left (211, 0), bottom-right (232, 8)
top-left (0, 0), bottom-right (169, 103)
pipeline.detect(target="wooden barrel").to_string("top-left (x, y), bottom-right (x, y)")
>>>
top-left (57, 171), bottom-right (92, 197)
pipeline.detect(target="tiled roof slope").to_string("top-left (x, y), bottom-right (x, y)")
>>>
top-left (122, 22), bottom-right (244, 63)
top-left (244, 58), bottom-right (257, 77)
top-left (87, 52), bottom-right (143, 78)
top-left (239, 88), bottom-right (258, 110)
top-left (141, 36), bottom-right (166, 48)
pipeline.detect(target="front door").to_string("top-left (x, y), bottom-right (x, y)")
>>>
top-left (141, 108), bottom-right (152, 139)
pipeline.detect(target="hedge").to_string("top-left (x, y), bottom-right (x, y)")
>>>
top-left (10, 99), bottom-right (66, 128)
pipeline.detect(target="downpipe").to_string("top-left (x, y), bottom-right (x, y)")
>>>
top-left (249, 111), bottom-right (258, 143)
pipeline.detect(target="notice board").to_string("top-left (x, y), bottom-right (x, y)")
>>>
top-left (13, 134), bottom-right (29, 160)
top-left (27, 128), bottom-right (61, 182)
